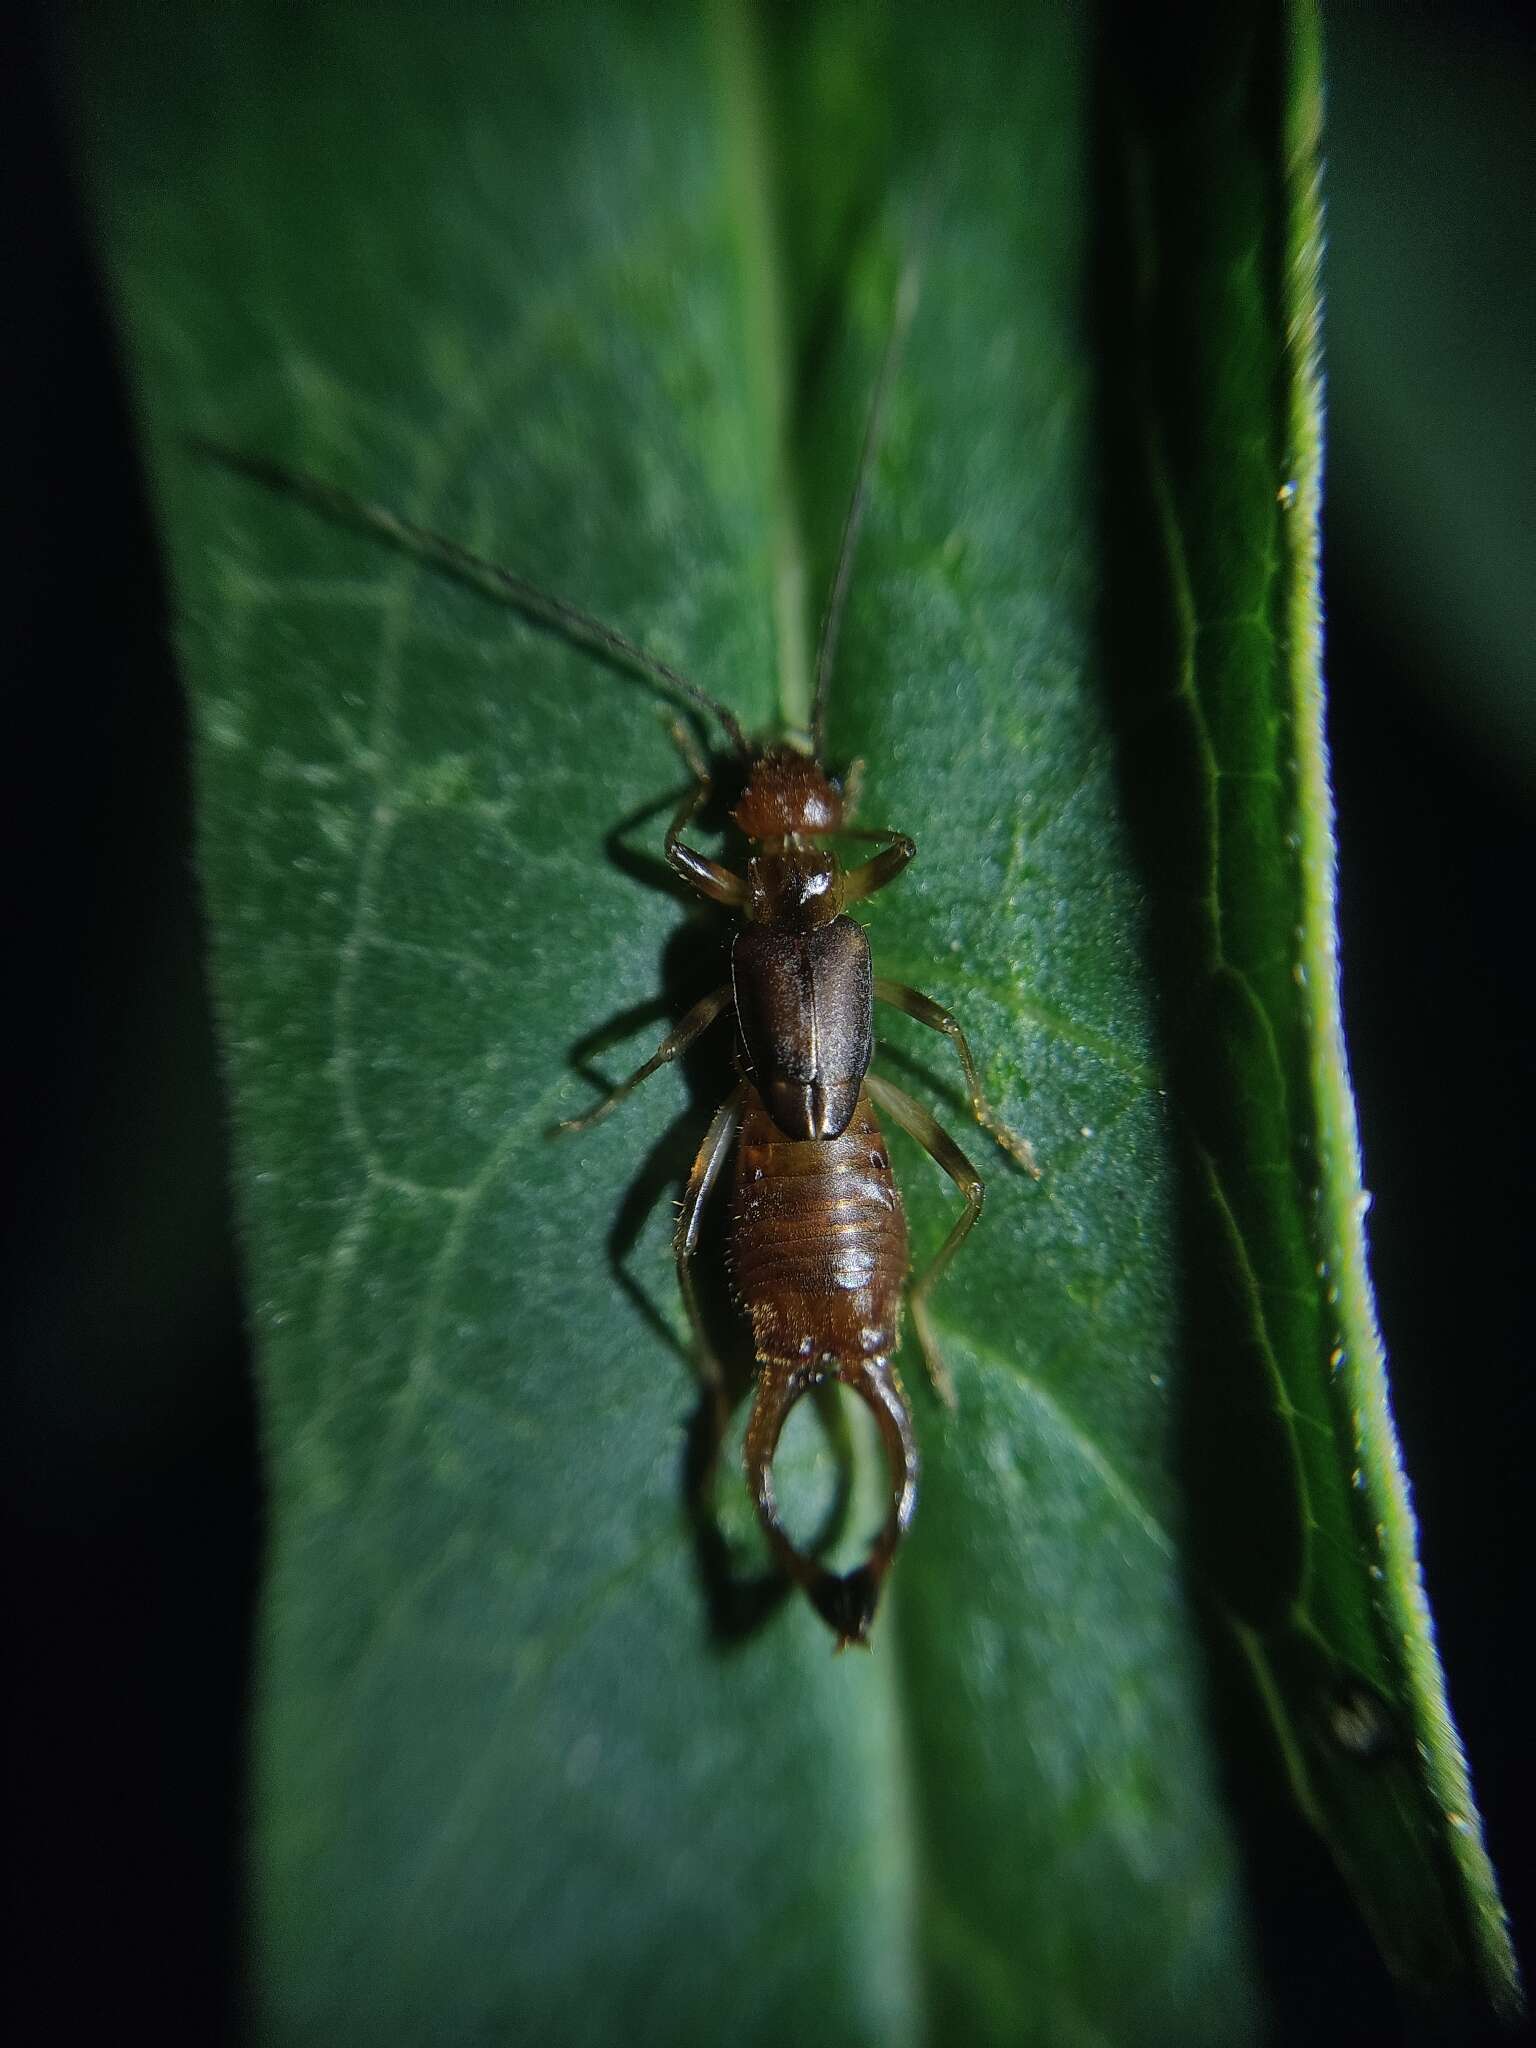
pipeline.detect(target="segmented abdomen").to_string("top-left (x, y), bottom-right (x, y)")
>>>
top-left (728, 1083), bottom-right (908, 1366)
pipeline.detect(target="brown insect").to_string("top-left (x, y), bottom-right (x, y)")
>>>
top-left (212, 252), bottom-right (1039, 1646)
top-left (555, 723), bottom-right (1039, 1645)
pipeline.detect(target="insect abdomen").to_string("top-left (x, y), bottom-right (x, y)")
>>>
top-left (729, 1084), bottom-right (908, 1365)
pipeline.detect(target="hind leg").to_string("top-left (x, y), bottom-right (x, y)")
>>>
top-left (865, 1072), bottom-right (985, 1408)
top-left (673, 1084), bottom-right (745, 1424)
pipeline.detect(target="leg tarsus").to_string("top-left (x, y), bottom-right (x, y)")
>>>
top-left (667, 715), bottom-right (711, 789)
top-left (911, 1297), bottom-right (960, 1410)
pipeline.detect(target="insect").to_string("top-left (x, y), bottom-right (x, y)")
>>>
top-left (214, 250), bottom-right (1039, 1647)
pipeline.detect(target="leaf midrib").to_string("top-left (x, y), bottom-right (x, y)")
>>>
top-left (710, 0), bottom-right (812, 740)
top-left (702, 19), bottom-right (1202, 2036)
top-left (707, 9), bottom-right (937, 2032)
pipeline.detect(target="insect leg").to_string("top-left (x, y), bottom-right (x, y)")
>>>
top-left (663, 720), bottom-right (748, 908)
top-left (673, 1083), bottom-right (747, 1413)
top-left (840, 828), bottom-right (916, 903)
top-left (555, 985), bottom-right (733, 1135)
top-left (865, 1072), bottom-right (986, 1407)
top-left (874, 978), bottom-right (1041, 1179)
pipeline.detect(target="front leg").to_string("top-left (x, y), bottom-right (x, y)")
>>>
top-left (841, 827), bottom-right (916, 904)
top-left (664, 719), bottom-right (748, 908)
top-left (874, 978), bottom-right (1041, 1179)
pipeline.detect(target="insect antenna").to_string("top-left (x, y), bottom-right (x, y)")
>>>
top-left (809, 212), bottom-right (932, 766)
top-left (195, 441), bottom-right (752, 759)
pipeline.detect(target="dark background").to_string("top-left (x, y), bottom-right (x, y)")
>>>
top-left (5, 5), bottom-right (1530, 2041)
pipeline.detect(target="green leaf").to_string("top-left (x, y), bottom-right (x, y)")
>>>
top-left (75, 0), bottom-right (1518, 2038)
top-left (1095, 9), bottom-right (1517, 2020)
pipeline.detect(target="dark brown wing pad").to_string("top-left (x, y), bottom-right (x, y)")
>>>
top-left (732, 917), bottom-right (874, 1141)
top-left (743, 1355), bottom-right (918, 1649)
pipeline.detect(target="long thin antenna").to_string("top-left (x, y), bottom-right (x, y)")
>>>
top-left (810, 201), bottom-right (935, 764)
top-left (196, 443), bottom-right (753, 759)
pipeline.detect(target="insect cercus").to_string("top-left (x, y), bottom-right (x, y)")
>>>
top-left (213, 247), bottom-right (1039, 1647)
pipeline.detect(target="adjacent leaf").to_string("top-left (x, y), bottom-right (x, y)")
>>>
top-left (1097, 7), bottom-right (1517, 2018)
top-left (74, 0), bottom-right (1516, 2038)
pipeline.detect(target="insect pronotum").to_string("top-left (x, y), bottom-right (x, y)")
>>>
top-left (212, 240), bottom-right (1040, 1647)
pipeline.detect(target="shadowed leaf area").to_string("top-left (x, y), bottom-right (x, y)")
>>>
top-left (78, 0), bottom-right (1517, 2040)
